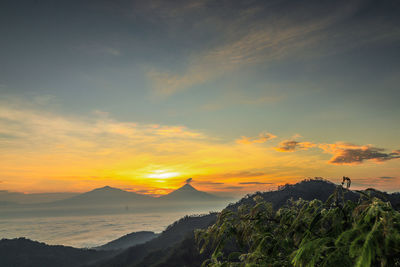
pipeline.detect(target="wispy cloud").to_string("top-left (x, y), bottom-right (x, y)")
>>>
top-left (146, 1), bottom-right (399, 96)
top-left (222, 186), bottom-right (244, 190)
top-left (75, 43), bottom-right (121, 56)
top-left (276, 140), bottom-right (316, 152)
top-left (236, 132), bottom-right (276, 145)
top-left (215, 171), bottom-right (267, 179)
top-left (195, 181), bottom-right (224, 185)
top-left (239, 181), bottom-right (272, 185)
top-left (201, 91), bottom-right (284, 111)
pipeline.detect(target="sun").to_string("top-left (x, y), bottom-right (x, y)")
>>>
top-left (146, 170), bottom-right (180, 179)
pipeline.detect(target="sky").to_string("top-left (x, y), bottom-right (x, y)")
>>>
top-left (0, 0), bottom-right (399, 196)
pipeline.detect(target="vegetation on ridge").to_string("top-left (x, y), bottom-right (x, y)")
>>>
top-left (196, 183), bottom-right (400, 266)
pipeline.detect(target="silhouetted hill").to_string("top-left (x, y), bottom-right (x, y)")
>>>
top-left (53, 186), bottom-right (154, 206)
top-left (134, 234), bottom-right (211, 267)
top-left (93, 231), bottom-right (159, 251)
top-left (227, 178), bottom-right (354, 211)
top-left (159, 184), bottom-right (222, 202)
top-left (0, 238), bottom-right (115, 267)
top-left (227, 178), bottom-right (400, 212)
top-left (93, 213), bottom-right (217, 267)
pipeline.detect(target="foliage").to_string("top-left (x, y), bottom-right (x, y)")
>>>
top-left (196, 186), bottom-right (400, 267)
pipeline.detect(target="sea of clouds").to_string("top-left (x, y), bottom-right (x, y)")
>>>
top-left (0, 211), bottom-right (197, 248)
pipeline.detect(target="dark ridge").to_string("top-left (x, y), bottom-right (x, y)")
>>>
top-left (134, 234), bottom-right (211, 267)
top-left (92, 213), bottom-right (217, 267)
top-left (0, 238), bottom-right (116, 267)
top-left (229, 178), bottom-right (353, 211)
top-left (93, 231), bottom-right (159, 251)
top-left (227, 178), bottom-right (400, 212)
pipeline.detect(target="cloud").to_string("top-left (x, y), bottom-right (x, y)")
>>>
top-left (134, 189), bottom-right (152, 194)
top-left (201, 92), bottom-right (283, 111)
top-left (276, 140), bottom-right (316, 152)
top-left (319, 143), bottom-right (400, 165)
top-left (0, 104), bottom-right (206, 149)
top-left (218, 171), bottom-right (266, 178)
top-left (4, 99), bottom-right (317, 192)
top-left (2, 97), bottom-right (398, 193)
top-left (134, 0), bottom-right (209, 19)
top-left (152, 125), bottom-right (204, 138)
top-left (76, 43), bottom-right (121, 56)
top-left (146, 1), bottom-right (399, 96)
top-left (379, 176), bottom-right (396, 180)
top-left (239, 182), bottom-right (272, 185)
top-left (195, 181), bottom-right (224, 185)
top-left (236, 132), bottom-right (276, 145)
top-left (222, 186), bottom-right (244, 190)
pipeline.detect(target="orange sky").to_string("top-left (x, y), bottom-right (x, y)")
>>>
top-left (1, 1), bottom-right (400, 197)
top-left (1, 101), bottom-right (399, 197)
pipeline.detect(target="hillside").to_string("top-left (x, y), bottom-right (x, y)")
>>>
top-left (196, 182), bottom-right (400, 266)
top-left (93, 231), bottom-right (159, 251)
top-left (4, 178), bottom-right (400, 267)
top-left (93, 213), bottom-right (217, 267)
top-left (0, 238), bottom-right (115, 267)
top-left (227, 178), bottom-right (400, 212)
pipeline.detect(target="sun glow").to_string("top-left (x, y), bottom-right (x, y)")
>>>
top-left (146, 170), bottom-right (180, 179)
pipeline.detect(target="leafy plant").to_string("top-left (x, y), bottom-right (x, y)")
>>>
top-left (196, 185), bottom-right (400, 267)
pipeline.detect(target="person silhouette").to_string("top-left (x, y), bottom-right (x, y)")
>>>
top-left (341, 176), bottom-right (351, 189)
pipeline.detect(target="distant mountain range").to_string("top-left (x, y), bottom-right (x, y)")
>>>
top-left (52, 183), bottom-right (226, 206)
top-left (0, 184), bottom-right (230, 217)
top-left (3, 178), bottom-right (400, 267)
top-left (0, 184), bottom-right (226, 206)
top-left (0, 190), bottom-right (78, 204)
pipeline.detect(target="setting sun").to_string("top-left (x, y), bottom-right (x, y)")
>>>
top-left (146, 170), bottom-right (181, 179)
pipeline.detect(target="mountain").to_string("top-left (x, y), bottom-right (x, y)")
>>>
top-left (159, 184), bottom-right (223, 202)
top-left (93, 231), bottom-right (159, 251)
top-left (52, 186), bottom-right (154, 206)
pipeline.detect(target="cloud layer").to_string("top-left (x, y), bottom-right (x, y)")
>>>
top-left (0, 98), bottom-right (399, 193)
top-left (320, 143), bottom-right (400, 165)
top-left (236, 132), bottom-right (276, 144)
top-left (276, 140), bottom-right (316, 152)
